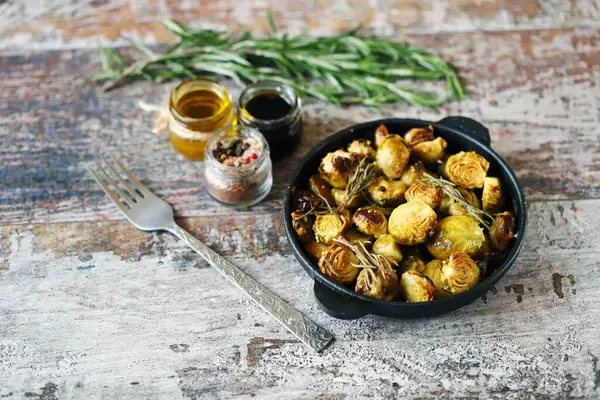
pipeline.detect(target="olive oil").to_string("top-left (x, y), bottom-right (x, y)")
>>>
top-left (175, 90), bottom-right (226, 119)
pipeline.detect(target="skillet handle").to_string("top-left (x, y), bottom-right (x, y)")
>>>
top-left (437, 116), bottom-right (491, 146)
top-left (313, 281), bottom-right (369, 320)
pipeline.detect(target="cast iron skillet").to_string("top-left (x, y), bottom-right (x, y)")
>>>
top-left (283, 116), bottom-right (528, 319)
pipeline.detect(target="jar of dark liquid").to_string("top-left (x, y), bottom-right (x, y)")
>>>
top-left (238, 81), bottom-right (302, 159)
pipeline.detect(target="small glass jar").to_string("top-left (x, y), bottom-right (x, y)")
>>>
top-left (204, 125), bottom-right (273, 207)
top-left (168, 78), bottom-right (236, 160)
top-left (238, 81), bottom-right (303, 159)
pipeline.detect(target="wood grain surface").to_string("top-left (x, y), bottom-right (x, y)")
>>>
top-left (1, 1), bottom-right (600, 399)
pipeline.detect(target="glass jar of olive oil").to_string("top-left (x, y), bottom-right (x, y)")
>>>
top-left (168, 78), bottom-right (236, 160)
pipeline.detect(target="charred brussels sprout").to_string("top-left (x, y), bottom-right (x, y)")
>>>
top-left (313, 208), bottom-right (351, 244)
top-left (411, 137), bottom-right (448, 168)
top-left (441, 151), bottom-right (490, 189)
top-left (319, 150), bottom-right (355, 189)
top-left (304, 241), bottom-right (330, 261)
top-left (372, 234), bottom-right (403, 265)
top-left (347, 139), bottom-right (376, 159)
top-left (388, 201), bottom-right (437, 245)
top-left (344, 228), bottom-right (372, 248)
top-left (405, 182), bottom-right (442, 209)
top-left (355, 266), bottom-right (399, 300)
top-left (367, 176), bottom-right (407, 207)
top-left (438, 188), bottom-right (482, 216)
top-left (398, 254), bottom-right (426, 274)
top-left (353, 207), bottom-right (388, 238)
top-left (427, 215), bottom-right (486, 259)
top-left (291, 211), bottom-right (314, 243)
top-left (423, 259), bottom-right (450, 298)
top-left (376, 135), bottom-right (410, 179)
top-left (400, 161), bottom-right (432, 186)
top-left (441, 252), bottom-right (481, 294)
top-left (404, 126), bottom-right (434, 146)
top-left (482, 177), bottom-right (505, 213)
top-left (374, 124), bottom-right (390, 148)
top-left (318, 243), bottom-right (360, 284)
top-left (332, 188), bottom-right (364, 208)
top-left (489, 211), bottom-right (516, 251)
top-left (308, 174), bottom-right (335, 205)
top-left (399, 270), bottom-right (435, 302)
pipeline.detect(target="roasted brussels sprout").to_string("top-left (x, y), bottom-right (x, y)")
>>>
top-left (441, 252), bottom-right (481, 294)
top-left (400, 161), bottom-right (432, 186)
top-left (489, 211), bottom-right (516, 251)
top-left (482, 177), bottom-right (505, 213)
top-left (291, 211), bottom-right (314, 243)
top-left (344, 228), bottom-right (372, 248)
top-left (376, 135), bottom-right (410, 179)
top-left (367, 177), bottom-right (407, 207)
top-left (438, 188), bottom-right (482, 216)
top-left (427, 215), bottom-right (486, 259)
top-left (356, 266), bottom-right (398, 300)
top-left (405, 182), bottom-right (442, 209)
top-left (372, 234), bottom-right (403, 265)
top-left (398, 254), bottom-right (426, 274)
top-left (441, 151), bottom-right (490, 189)
top-left (318, 243), bottom-right (360, 284)
top-left (353, 207), bottom-right (388, 238)
top-left (374, 124), bottom-right (390, 148)
top-left (313, 208), bottom-right (351, 244)
top-left (411, 137), bottom-right (447, 168)
top-left (332, 188), bottom-right (364, 208)
top-left (404, 126), bottom-right (434, 146)
top-left (309, 174), bottom-right (335, 205)
top-left (347, 139), bottom-right (376, 159)
top-left (399, 270), bottom-right (435, 302)
top-left (422, 259), bottom-right (450, 297)
top-left (319, 150), bottom-right (355, 189)
top-left (304, 241), bottom-right (329, 261)
top-left (388, 201), bottom-right (437, 245)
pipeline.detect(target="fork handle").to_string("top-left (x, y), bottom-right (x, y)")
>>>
top-left (167, 223), bottom-right (334, 352)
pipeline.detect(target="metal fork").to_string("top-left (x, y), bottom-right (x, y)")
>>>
top-left (88, 153), bottom-right (333, 352)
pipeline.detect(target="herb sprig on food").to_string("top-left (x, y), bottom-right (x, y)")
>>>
top-left (93, 13), bottom-right (465, 108)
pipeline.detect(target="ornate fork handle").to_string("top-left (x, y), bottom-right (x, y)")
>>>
top-left (167, 223), bottom-right (333, 352)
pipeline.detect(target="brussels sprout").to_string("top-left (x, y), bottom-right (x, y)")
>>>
top-left (388, 201), bottom-right (437, 245)
top-left (400, 161), bottom-right (432, 186)
top-left (318, 243), bottom-right (360, 284)
top-left (427, 215), bottom-right (486, 259)
top-left (411, 137), bottom-right (447, 168)
top-left (489, 211), bottom-right (516, 251)
top-left (347, 139), bottom-right (376, 159)
top-left (399, 270), bottom-right (435, 302)
top-left (441, 252), bottom-right (481, 294)
top-left (372, 234), bottom-right (403, 265)
top-left (355, 266), bottom-right (399, 300)
top-left (367, 176), bottom-right (407, 207)
top-left (376, 135), bottom-right (411, 179)
top-left (308, 174), bottom-right (335, 205)
top-left (404, 126), bottom-right (434, 146)
top-left (374, 124), bottom-right (390, 148)
top-left (313, 208), bottom-right (351, 244)
top-left (438, 188), bottom-right (482, 216)
top-left (353, 207), bottom-right (388, 238)
top-left (291, 211), bottom-right (315, 243)
top-left (482, 177), bottom-right (505, 213)
top-left (332, 188), bottom-right (364, 208)
top-left (319, 149), bottom-right (356, 189)
top-left (398, 254), bottom-right (426, 274)
top-left (441, 151), bottom-right (490, 189)
top-left (422, 259), bottom-right (451, 298)
top-left (304, 241), bottom-right (330, 261)
top-left (344, 228), bottom-right (372, 248)
top-left (405, 182), bottom-right (442, 209)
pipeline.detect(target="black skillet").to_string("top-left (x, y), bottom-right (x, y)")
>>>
top-left (283, 116), bottom-right (528, 319)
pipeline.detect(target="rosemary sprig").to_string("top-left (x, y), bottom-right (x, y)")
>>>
top-left (92, 16), bottom-right (466, 108)
top-left (337, 157), bottom-right (377, 210)
top-left (420, 173), bottom-right (493, 229)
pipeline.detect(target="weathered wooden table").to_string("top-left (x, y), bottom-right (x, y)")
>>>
top-left (1, 1), bottom-right (600, 398)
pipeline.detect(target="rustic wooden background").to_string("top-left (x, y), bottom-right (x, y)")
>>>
top-left (1, 0), bottom-right (600, 398)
